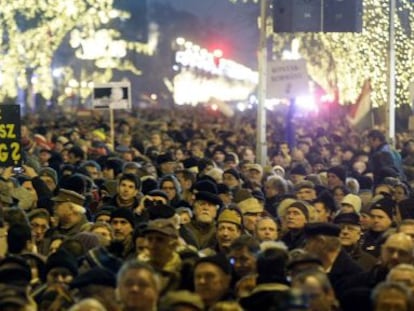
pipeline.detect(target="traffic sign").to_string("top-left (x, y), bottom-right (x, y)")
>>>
top-left (267, 59), bottom-right (309, 98)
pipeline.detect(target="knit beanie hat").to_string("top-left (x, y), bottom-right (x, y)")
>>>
top-left (0, 255), bottom-right (32, 286)
top-left (327, 166), bottom-right (347, 183)
top-left (290, 165), bottom-right (307, 176)
top-left (370, 197), bottom-right (396, 220)
top-left (72, 232), bottom-right (101, 252)
top-left (223, 168), bottom-right (241, 180)
top-left (217, 183), bottom-right (231, 195)
top-left (45, 249), bottom-right (78, 277)
top-left (110, 208), bottom-right (136, 228)
top-left (94, 205), bottom-right (116, 221)
top-left (39, 167), bottom-right (58, 186)
top-left (287, 201), bottom-right (309, 220)
top-left (84, 247), bottom-right (123, 274)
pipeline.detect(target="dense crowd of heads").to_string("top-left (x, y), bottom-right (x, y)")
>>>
top-left (1, 106), bottom-right (414, 310)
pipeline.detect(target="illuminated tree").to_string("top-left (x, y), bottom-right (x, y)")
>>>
top-left (0, 0), bottom-right (153, 102)
top-left (229, 0), bottom-right (414, 107)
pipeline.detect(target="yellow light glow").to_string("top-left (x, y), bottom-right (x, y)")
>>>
top-left (0, 0), bottom-right (151, 102)
top-left (231, 0), bottom-right (413, 107)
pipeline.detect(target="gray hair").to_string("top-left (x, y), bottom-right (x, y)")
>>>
top-left (266, 175), bottom-right (288, 195)
top-left (372, 282), bottom-right (413, 310)
top-left (68, 298), bottom-right (106, 311)
top-left (387, 264), bottom-right (414, 282)
top-left (117, 260), bottom-right (160, 291)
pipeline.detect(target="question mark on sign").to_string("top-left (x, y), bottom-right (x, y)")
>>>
top-left (10, 142), bottom-right (21, 165)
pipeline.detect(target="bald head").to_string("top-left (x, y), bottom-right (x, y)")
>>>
top-left (381, 233), bottom-right (414, 270)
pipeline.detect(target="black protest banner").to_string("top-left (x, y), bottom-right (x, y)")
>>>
top-left (0, 105), bottom-right (21, 167)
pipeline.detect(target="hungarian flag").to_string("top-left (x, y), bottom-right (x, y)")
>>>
top-left (347, 79), bottom-right (373, 128)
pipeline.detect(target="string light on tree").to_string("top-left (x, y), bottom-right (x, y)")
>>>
top-left (0, 0), bottom-right (153, 102)
top-left (230, 0), bottom-right (413, 107)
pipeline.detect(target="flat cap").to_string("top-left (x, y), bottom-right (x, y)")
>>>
top-left (237, 197), bottom-right (264, 215)
top-left (217, 209), bottom-right (242, 227)
top-left (295, 181), bottom-right (315, 191)
top-left (51, 188), bottom-right (85, 206)
top-left (143, 218), bottom-right (178, 238)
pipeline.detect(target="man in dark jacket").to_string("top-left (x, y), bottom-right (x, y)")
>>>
top-left (240, 245), bottom-right (290, 311)
top-left (281, 201), bottom-right (309, 250)
top-left (333, 212), bottom-right (377, 271)
top-left (107, 173), bottom-right (141, 210)
top-left (185, 191), bottom-right (222, 250)
top-left (264, 175), bottom-right (288, 217)
top-left (303, 222), bottom-right (364, 297)
top-left (361, 196), bottom-right (395, 257)
top-left (367, 129), bottom-right (404, 183)
top-left (342, 232), bottom-right (414, 293)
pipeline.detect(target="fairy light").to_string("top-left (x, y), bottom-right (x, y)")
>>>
top-left (230, 0), bottom-right (413, 107)
top-left (0, 0), bottom-right (152, 102)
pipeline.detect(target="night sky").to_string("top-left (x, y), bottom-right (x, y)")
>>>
top-left (160, 0), bottom-right (260, 68)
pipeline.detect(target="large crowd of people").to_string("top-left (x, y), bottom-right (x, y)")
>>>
top-left (1, 104), bottom-right (414, 310)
